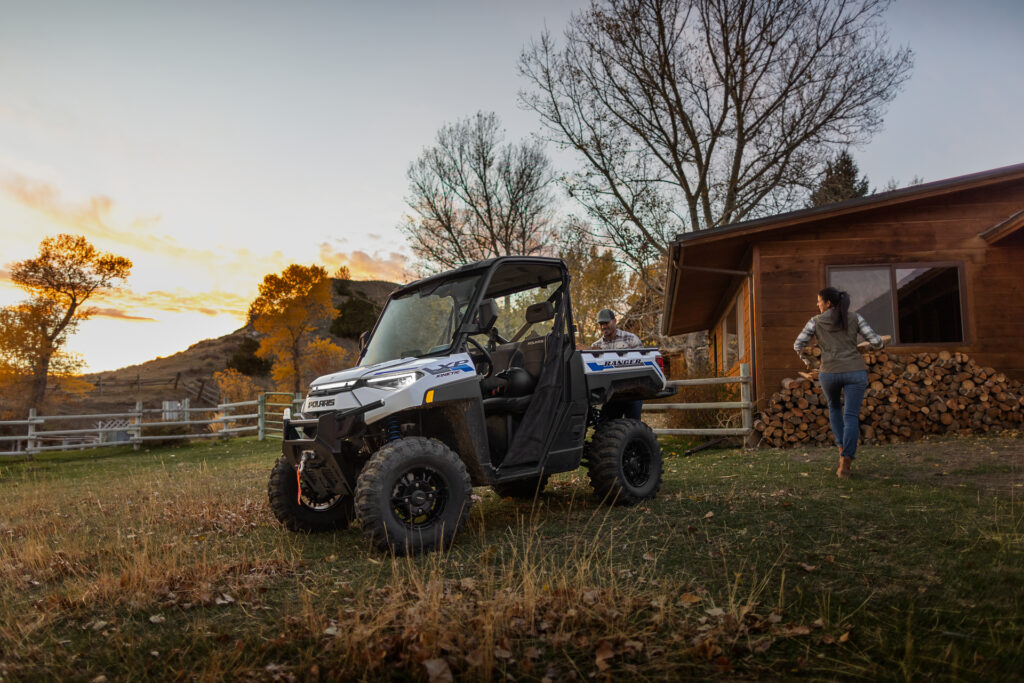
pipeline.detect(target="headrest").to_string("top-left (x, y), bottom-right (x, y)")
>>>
top-left (524, 301), bottom-right (555, 324)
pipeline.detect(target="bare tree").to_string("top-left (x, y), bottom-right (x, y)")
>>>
top-left (520, 0), bottom-right (913, 293)
top-left (400, 112), bottom-right (558, 272)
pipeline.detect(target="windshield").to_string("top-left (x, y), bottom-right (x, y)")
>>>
top-left (360, 274), bottom-right (481, 366)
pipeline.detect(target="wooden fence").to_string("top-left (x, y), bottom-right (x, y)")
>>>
top-left (645, 363), bottom-right (753, 437)
top-left (1, 366), bottom-right (753, 458)
top-left (0, 393), bottom-right (303, 458)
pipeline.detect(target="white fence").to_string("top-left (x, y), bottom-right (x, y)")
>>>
top-left (0, 367), bottom-right (753, 459)
top-left (0, 393), bottom-right (303, 458)
top-left (645, 363), bottom-right (753, 437)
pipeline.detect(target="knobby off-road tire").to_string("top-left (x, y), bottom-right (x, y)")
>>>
top-left (491, 474), bottom-right (550, 500)
top-left (354, 437), bottom-right (472, 556)
top-left (267, 456), bottom-right (354, 532)
top-left (585, 419), bottom-right (663, 505)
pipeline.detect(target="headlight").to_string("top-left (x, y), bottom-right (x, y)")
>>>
top-left (366, 371), bottom-right (421, 391)
top-left (312, 379), bottom-right (357, 392)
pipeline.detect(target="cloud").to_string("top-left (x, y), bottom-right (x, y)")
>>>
top-left (318, 242), bottom-right (411, 283)
top-left (104, 288), bottom-right (251, 318)
top-left (87, 307), bottom-right (158, 322)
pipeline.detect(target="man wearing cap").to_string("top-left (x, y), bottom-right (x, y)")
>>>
top-left (592, 308), bottom-right (641, 350)
top-left (591, 309), bottom-right (643, 420)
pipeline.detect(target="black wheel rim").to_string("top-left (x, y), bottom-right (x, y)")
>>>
top-left (622, 441), bottom-right (652, 488)
top-left (300, 492), bottom-right (343, 511)
top-left (390, 466), bottom-right (449, 528)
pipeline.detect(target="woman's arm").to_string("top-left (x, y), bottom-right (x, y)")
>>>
top-left (855, 314), bottom-right (885, 349)
top-left (793, 318), bottom-right (816, 356)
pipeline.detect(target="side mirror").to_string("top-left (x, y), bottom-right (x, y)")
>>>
top-left (475, 299), bottom-right (499, 333)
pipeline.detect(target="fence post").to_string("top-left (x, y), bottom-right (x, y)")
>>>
top-left (257, 393), bottom-right (266, 441)
top-left (26, 408), bottom-right (37, 460)
top-left (294, 392), bottom-right (303, 413)
top-left (219, 399), bottom-right (229, 440)
top-left (132, 400), bottom-right (143, 450)
top-left (740, 363), bottom-right (752, 432)
top-left (183, 397), bottom-right (190, 432)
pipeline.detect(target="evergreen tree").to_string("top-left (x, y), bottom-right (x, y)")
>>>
top-left (809, 151), bottom-right (871, 207)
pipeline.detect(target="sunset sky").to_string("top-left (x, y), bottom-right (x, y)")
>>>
top-left (2, 0), bottom-right (1023, 372)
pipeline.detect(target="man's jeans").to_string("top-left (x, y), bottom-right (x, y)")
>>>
top-left (818, 370), bottom-right (869, 459)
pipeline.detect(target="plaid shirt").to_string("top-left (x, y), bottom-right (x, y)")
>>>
top-left (793, 313), bottom-right (883, 355)
top-left (592, 329), bottom-right (642, 350)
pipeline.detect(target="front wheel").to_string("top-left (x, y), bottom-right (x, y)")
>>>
top-left (585, 419), bottom-right (663, 505)
top-left (354, 437), bottom-right (472, 555)
top-left (267, 456), bottom-right (354, 532)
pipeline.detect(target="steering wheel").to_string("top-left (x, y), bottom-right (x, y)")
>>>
top-left (466, 336), bottom-right (493, 378)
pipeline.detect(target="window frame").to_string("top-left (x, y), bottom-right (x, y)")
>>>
top-left (720, 290), bottom-right (745, 372)
top-left (825, 261), bottom-right (969, 346)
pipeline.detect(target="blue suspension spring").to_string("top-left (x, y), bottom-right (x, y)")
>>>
top-left (386, 419), bottom-right (402, 442)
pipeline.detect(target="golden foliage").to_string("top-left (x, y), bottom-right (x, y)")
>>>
top-left (10, 233), bottom-right (132, 315)
top-left (4, 234), bottom-right (131, 413)
top-left (562, 245), bottom-right (627, 345)
top-left (213, 369), bottom-right (261, 405)
top-left (300, 338), bottom-right (353, 388)
top-left (248, 264), bottom-right (334, 394)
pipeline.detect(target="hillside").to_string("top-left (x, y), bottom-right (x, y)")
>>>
top-left (58, 279), bottom-right (399, 413)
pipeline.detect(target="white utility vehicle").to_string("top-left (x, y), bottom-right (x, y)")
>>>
top-left (268, 256), bottom-right (674, 554)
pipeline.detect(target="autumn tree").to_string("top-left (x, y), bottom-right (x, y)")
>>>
top-left (560, 227), bottom-right (628, 344)
top-left (808, 150), bottom-right (870, 207)
top-left (400, 111), bottom-right (558, 272)
top-left (4, 234), bottom-right (131, 413)
top-left (248, 264), bottom-right (336, 393)
top-left (300, 338), bottom-right (354, 389)
top-left (520, 0), bottom-right (913, 300)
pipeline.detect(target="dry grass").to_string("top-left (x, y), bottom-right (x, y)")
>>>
top-left (1, 435), bottom-right (1022, 680)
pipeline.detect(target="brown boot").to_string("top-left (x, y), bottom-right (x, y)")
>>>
top-left (836, 456), bottom-right (852, 478)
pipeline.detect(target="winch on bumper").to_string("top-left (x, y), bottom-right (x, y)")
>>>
top-left (281, 400), bottom-right (383, 500)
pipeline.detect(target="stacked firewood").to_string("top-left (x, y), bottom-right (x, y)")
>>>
top-left (754, 347), bottom-right (1024, 447)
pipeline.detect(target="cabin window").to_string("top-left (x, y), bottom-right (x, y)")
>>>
top-left (827, 264), bottom-right (965, 344)
top-left (722, 297), bottom-right (743, 371)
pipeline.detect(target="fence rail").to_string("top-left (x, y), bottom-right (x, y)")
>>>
top-left (0, 393), bottom-right (302, 458)
top-left (1, 367), bottom-right (752, 458)
top-left (647, 363), bottom-right (752, 438)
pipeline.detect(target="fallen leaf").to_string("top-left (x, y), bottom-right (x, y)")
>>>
top-left (595, 639), bottom-right (615, 671)
top-left (812, 618), bottom-right (824, 629)
top-left (785, 625), bottom-right (811, 637)
top-left (494, 647), bottom-right (512, 660)
top-left (423, 658), bottom-right (453, 683)
top-left (524, 646), bottom-right (542, 660)
top-left (768, 612), bottom-right (783, 624)
top-left (148, 615), bottom-right (165, 624)
top-left (642, 552), bottom-right (656, 562)
top-left (464, 648), bottom-right (484, 667)
top-left (679, 592), bottom-right (702, 606)
top-left (215, 593), bottom-right (235, 605)
top-left (839, 631), bottom-right (851, 643)
top-left (582, 590), bottom-right (599, 605)
top-left (706, 607), bottom-right (725, 617)
top-left (704, 511), bottom-right (715, 519)
top-left (799, 563), bottom-right (817, 572)
top-left (822, 634), bottom-right (835, 645)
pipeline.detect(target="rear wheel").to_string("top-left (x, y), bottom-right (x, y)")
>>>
top-left (492, 474), bottom-right (550, 500)
top-left (267, 456), bottom-right (354, 532)
top-left (585, 419), bottom-right (662, 505)
top-left (354, 437), bottom-right (472, 555)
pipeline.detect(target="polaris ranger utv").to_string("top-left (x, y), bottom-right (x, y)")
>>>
top-left (268, 256), bottom-right (674, 554)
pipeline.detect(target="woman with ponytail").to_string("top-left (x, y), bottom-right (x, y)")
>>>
top-left (793, 287), bottom-right (885, 477)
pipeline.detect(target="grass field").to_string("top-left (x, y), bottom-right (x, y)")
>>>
top-left (1, 434), bottom-right (1022, 680)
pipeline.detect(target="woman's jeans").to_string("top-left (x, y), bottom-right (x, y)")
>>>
top-left (818, 370), bottom-right (868, 459)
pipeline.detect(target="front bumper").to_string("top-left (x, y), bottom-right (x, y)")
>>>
top-left (281, 400), bottom-right (383, 494)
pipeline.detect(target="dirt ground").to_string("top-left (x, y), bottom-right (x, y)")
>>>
top-left (787, 433), bottom-right (1024, 493)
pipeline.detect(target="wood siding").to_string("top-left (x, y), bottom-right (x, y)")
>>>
top-left (752, 182), bottom-right (1024, 406)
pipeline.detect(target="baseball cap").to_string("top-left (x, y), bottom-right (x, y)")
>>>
top-left (597, 308), bottom-right (615, 323)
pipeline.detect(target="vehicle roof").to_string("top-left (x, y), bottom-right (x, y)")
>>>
top-left (391, 256), bottom-right (567, 299)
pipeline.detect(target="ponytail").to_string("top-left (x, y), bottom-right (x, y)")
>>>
top-left (819, 286), bottom-right (851, 329)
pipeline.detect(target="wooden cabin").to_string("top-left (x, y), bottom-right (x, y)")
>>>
top-left (662, 162), bottom-right (1024, 407)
